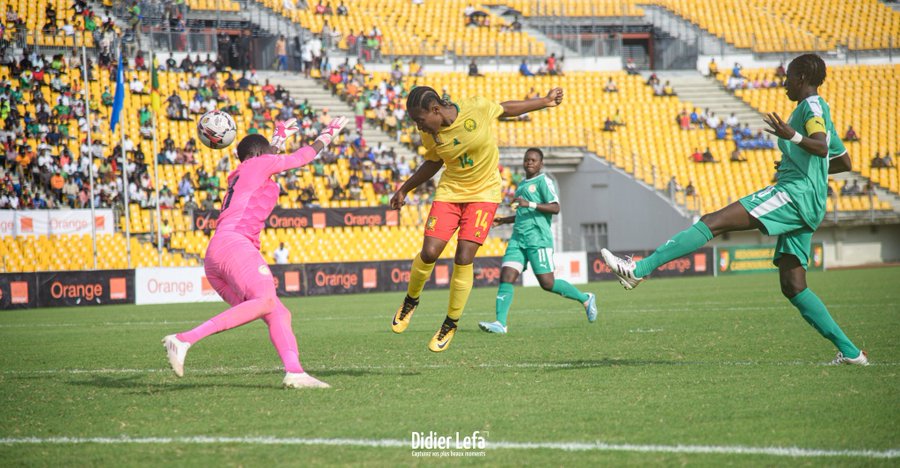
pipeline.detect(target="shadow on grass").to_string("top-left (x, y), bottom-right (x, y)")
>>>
top-left (540, 358), bottom-right (688, 370)
top-left (66, 374), bottom-right (277, 393)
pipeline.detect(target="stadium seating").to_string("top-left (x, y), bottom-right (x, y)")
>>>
top-left (478, 0), bottom-right (644, 17)
top-left (355, 69), bottom-right (894, 216)
top-left (0, 232), bottom-right (199, 272)
top-left (722, 64), bottom-right (899, 196)
top-left (186, 0), bottom-right (240, 12)
top-left (657, 0), bottom-right (900, 52)
top-left (259, 0), bottom-right (546, 57)
top-left (2, 0), bottom-right (96, 48)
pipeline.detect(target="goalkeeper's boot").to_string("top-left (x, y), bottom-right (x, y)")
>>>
top-left (428, 317), bottom-right (458, 352)
top-left (600, 249), bottom-right (644, 290)
top-left (283, 372), bottom-right (331, 389)
top-left (391, 295), bottom-right (419, 333)
top-left (162, 334), bottom-right (191, 377)
top-left (478, 320), bottom-right (507, 334)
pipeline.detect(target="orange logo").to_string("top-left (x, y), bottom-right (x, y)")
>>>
top-left (109, 277), bottom-right (126, 299)
top-left (570, 260), bottom-right (580, 275)
top-left (363, 268), bottom-right (377, 288)
top-left (312, 212), bottom-right (326, 228)
top-left (284, 271), bottom-right (301, 292)
top-left (200, 276), bottom-right (215, 295)
top-left (435, 265), bottom-right (450, 285)
top-left (94, 216), bottom-right (105, 230)
top-left (19, 217), bottom-right (33, 233)
top-left (385, 210), bottom-right (399, 226)
top-left (694, 253), bottom-right (707, 272)
top-left (10, 281), bottom-right (28, 304)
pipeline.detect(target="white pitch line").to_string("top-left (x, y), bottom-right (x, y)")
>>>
top-left (4, 359), bottom-right (899, 377)
top-left (0, 302), bottom-right (890, 330)
top-left (0, 436), bottom-right (896, 459)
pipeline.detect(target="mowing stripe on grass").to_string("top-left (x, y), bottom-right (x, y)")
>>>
top-left (4, 359), bottom-right (897, 376)
top-left (0, 436), bottom-right (896, 459)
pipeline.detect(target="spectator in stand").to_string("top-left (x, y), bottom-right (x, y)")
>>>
top-left (275, 36), bottom-right (288, 71)
top-left (518, 60), bottom-right (534, 77)
top-left (690, 148), bottom-right (703, 163)
top-left (546, 53), bottom-right (558, 75)
top-left (844, 125), bottom-right (859, 142)
top-left (130, 75), bottom-right (147, 94)
top-left (273, 242), bottom-right (290, 264)
top-left (337, 1), bottom-right (348, 15)
top-left (611, 109), bottom-right (625, 127)
top-left (871, 152), bottom-right (884, 168)
top-left (663, 81), bottom-right (676, 96)
top-left (685, 181), bottom-right (696, 196)
top-left (604, 77), bottom-right (618, 93)
top-left (884, 152), bottom-right (896, 168)
top-left (708, 58), bottom-right (718, 77)
top-left (678, 109), bottom-right (690, 130)
top-left (705, 111), bottom-right (720, 130)
top-left (725, 112), bottom-right (739, 129)
top-left (667, 176), bottom-right (682, 196)
top-left (730, 147), bottom-right (747, 162)
top-left (468, 59), bottom-right (483, 77)
top-left (841, 180), bottom-right (860, 196)
top-left (603, 117), bottom-right (615, 132)
top-left (625, 58), bottom-right (638, 75)
top-left (731, 62), bottom-right (743, 79)
top-left (702, 147), bottom-right (717, 163)
top-left (715, 121), bottom-right (727, 140)
top-left (775, 61), bottom-right (786, 79)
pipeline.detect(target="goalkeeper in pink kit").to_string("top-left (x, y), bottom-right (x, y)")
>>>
top-left (163, 116), bottom-right (348, 389)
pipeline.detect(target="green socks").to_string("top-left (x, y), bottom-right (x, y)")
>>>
top-left (635, 221), bottom-right (713, 278)
top-left (790, 288), bottom-right (861, 358)
top-left (551, 279), bottom-right (590, 303)
top-left (495, 282), bottom-right (515, 326)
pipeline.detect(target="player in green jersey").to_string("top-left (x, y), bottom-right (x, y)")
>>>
top-left (601, 54), bottom-right (867, 365)
top-left (479, 148), bottom-right (597, 334)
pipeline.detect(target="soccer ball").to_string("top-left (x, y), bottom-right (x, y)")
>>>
top-left (197, 110), bottom-right (237, 150)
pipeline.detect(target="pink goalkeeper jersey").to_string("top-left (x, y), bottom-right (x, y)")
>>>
top-left (212, 146), bottom-right (317, 248)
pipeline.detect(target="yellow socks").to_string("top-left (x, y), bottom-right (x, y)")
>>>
top-left (407, 253), bottom-right (435, 299)
top-left (447, 263), bottom-right (474, 321)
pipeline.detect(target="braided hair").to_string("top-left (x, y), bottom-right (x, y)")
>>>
top-left (405, 86), bottom-right (450, 111)
top-left (789, 54), bottom-right (827, 87)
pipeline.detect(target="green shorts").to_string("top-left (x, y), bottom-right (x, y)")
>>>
top-left (501, 238), bottom-right (555, 276)
top-left (739, 186), bottom-right (815, 269)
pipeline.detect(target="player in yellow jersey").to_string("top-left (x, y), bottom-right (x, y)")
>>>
top-left (390, 85), bottom-right (564, 352)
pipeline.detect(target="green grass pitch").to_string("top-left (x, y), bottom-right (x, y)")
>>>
top-left (1, 267), bottom-right (898, 466)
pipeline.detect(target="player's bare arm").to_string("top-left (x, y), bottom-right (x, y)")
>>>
top-left (390, 159), bottom-right (444, 209)
top-left (499, 88), bottom-right (564, 118)
top-left (829, 153), bottom-right (852, 174)
top-left (763, 112), bottom-right (828, 157)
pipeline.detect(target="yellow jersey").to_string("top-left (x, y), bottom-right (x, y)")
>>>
top-left (421, 96), bottom-right (504, 203)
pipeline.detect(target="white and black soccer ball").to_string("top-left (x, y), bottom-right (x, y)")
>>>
top-left (197, 110), bottom-right (237, 150)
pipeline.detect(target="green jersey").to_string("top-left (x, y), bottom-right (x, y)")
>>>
top-left (510, 173), bottom-right (558, 248)
top-left (775, 95), bottom-right (846, 229)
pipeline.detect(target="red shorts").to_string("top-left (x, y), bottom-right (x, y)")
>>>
top-left (424, 201), bottom-right (498, 245)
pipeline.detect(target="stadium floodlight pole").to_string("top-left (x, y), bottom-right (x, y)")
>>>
top-left (119, 41), bottom-right (132, 269)
top-left (150, 48), bottom-right (163, 267)
top-left (82, 43), bottom-right (98, 270)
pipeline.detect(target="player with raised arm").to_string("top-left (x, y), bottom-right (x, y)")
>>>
top-left (479, 148), bottom-right (597, 334)
top-left (390, 85), bottom-right (564, 352)
top-left (162, 116), bottom-right (349, 388)
top-left (601, 54), bottom-right (867, 365)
